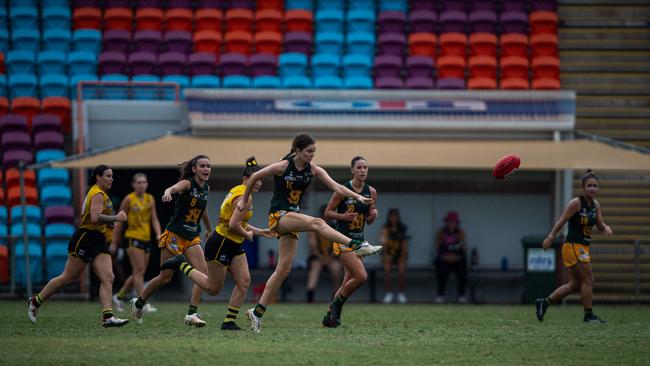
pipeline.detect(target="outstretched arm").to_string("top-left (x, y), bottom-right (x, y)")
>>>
top-left (312, 164), bottom-right (374, 205)
top-left (237, 160), bottom-right (288, 211)
top-left (162, 179), bottom-right (192, 202)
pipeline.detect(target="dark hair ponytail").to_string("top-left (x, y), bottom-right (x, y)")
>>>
top-left (178, 155), bottom-right (209, 181)
top-left (581, 169), bottom-right (599, 187)
top-left (351, 156), bottom-right (366, 167)
top-left (89, 165), bottom-right (110, 185)
top-left (242, 156), bottom-right (261, 177)
top-left (284, 132), bottom-right (316, 159)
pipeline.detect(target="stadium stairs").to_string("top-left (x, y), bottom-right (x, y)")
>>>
top-left (558, 0), bottom-right (650, 303)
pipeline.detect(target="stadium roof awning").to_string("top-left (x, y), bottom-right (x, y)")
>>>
top-left (50, 134), bottom-right (650, 171)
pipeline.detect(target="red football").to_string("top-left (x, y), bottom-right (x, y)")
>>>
top-left (493, 154), bottom-right (521, 179)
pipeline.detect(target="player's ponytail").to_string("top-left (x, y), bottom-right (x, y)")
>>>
top-left (242, 156), bottom-right (261, 177)
top-left (581, 169), bottom-right (599, 187)
top-left (178, 155), bottom-right (209, 181)
top-left (285, 132), bottom-right (316, 159)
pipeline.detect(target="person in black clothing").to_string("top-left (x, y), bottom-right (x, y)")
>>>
top-left (434, 211), bottom-right (468, 304)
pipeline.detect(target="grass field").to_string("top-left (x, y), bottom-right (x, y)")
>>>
top-left (1, 301), bottom-right (649, 366)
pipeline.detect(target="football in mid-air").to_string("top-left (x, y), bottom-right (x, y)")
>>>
top-left (493, 154), bottom-right (521, 180)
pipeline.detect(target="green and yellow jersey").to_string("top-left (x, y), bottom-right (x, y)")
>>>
top-left (269, 156), bottom-right (313, 214)
top-left (565, 195), bottom-right (597, 246)
top-left (335, 181), bottom-right (371, 241)
top-left (166, 178), bottom-right (209, 240)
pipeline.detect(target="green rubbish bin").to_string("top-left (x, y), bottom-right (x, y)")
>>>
top-left (522, 235), bottom-right (562, 304)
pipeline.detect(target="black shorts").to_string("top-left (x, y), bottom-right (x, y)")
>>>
top-left (204, 232), bottom-right (245, 267)
top-left (68, 229), bottom-right (110, 263)
top-left (125, 237), bottom-right (152, 253)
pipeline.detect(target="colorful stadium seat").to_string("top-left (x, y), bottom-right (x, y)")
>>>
top-left (7, 50), bottom-right (36, 74)
top-left (405, 55), bottom-right (433, 77)
top-left (469, 10), bottom-right (497, 34)
top-left (165, 8), bottom-right (193, 32)
top-left (469, 33), bottom-right (497, 57)
top-left (38, 169), bottom-right (70, 187)
top-left (409, 10), bottom-right (437, 33)
top-left (256, 9), bottom-right (283, 32)
top-left (11, 29), bottom-right (40, 53)
top-left (252, 75), bottom-right (281, 88)
top-left (377, 33), bottom-right (406, 56)
top-left (32, 114), bottom-right (62, 134)
top-left (104, 7), bottom-right (133, 31)
top-left (530, 11), bottom-right (559, 35)
top-left (249, 53), bottom-right (277, 76)
top-left (284, 32), bottom-right (312, 54)
top-left (188, 52), bottom-right (217, 76)
top-left (41, 97), bottom-right (71, 133)
top-left (8, 74), bottom-right (37, 99)
top-left (285, 9), bottom-right (313, 33)
top-left (500, 11), bottom-right (528, 34)
top-left (134, 30), bottom-right (162, 53)
top-left (128, 51), bottom-right (157, 76)
top-left (195, 9), bottom-right (223, 32)
top-left (43, 29), bottom-right (72, 53)
top-left (500, 33), bottom-right (528, 58)
top-left (44, 205), bottom-right (74, 224)
top-left (531, 33), bottom-right (559, 58)
top-left (316, 9), bottom-right (344, 33)
top-left (135, 8), bottom-right (163, 32)
top-left (73, 7), bottom-right (101, 30)
top-left (282, 75), bottom-right (311, 88)
top-left (225, 31), bottom-right (253, 55)
top-left (223, 75), bottom-right (252, 88)
top-left (220, 53), bottom-right (248, 76)
top-left (191, 75), bottom-right (221, 88)
top-left (226, 9), bottom-right (254, 32)
top-left (254, 31), bottom-right (283, 55)
top-left (98, 51), bottom-right (126, 75)
top-left (159, 52), bottom-right (187, 76)
top-left (347, 10), bottom-right (375, 33)
top-left (347, 32), bottom-right (376, 56)
top-left (374, 54), bottom-right (402, 78)
top-left (10, 6), bottom-right (39, 30)
top-left (312, 53), bottom-right (340, 77)
top-left (279, 52), bottom-right (308, 77)
top-left (408, 32), bottom-right (436, 58)
top-left (43, 7), bottom-right (71, 31)
top-left (103, 29), bottom-right (131, 53)
top-left (35, 149), bottom-right (65, 163)
top-left (437, 55), bottom-right (466, 79)
top-left (440, 32), bottom-right (467, 57)
top-left (342, 54), bottom-right (372, 77)
top-left (344, 75), bottom-right (373, 89)
top-left (40, 185), bottom-right (72, 207)
top-left (40, 74), bottom-right (70, 98)
top-left (38, 51), bottom-right (67, 76)
top-left (73, 29), bottom-right (102, 54)
top-left (163, 31), bottom-right (192, 53)
top-left (378, 10), bottom-right (406, 34)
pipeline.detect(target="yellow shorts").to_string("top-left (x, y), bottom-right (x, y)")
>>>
top-left (158, 230), bottom-right (201, 255)
top-left (562, 243), bottom-right (591, 268)
top-left (332, 242), bottom-right (353, 257)
top-left (268, 211), bottom-right (298, 239)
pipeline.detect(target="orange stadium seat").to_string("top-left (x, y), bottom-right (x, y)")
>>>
top-left (0, 97), bottom-right (9, 115)
top-left (225, 31), bottom-right (253, 55)
top-left (226, 9), bottom-right (254, 32)
top-left (469, 32), bottom-right (497, 57)
top-left (135, 8), bottom-right (163, 31)
top-left (530, 33), bottom-right (558, 58)
top-left (500, 56), bottom-right (529, 79)
top-left (440, 32), bottom-right (467, 57)
top-left (532, 78), bottom-right (560, 89)
top-left (73, 7), bottom-right (102, 30)
top-left (165, 8), bottom-right (193, 32)
top-left (500, 77), bottom-right (529, 89)
top-left (530, 11), bottom-right (558, 35)
top-left (41, 97), bottom-right (71, 134)
top-left (437, 55), bottom-right (466, 79)
top-left (285, 10), bottom-right (313, 33)
top-left (532, 56), bottom-right (560, 80)
top-left (193, 30), bottom-right (222, 56)
top-left (499, 33), bottom-right (528, 58)
top-left (104, 7), bottom-right (133, 31)
top-left (7, 186), bottom-right (38, 207)
top-left (468, 55), bottom-right (496, 79)
top-left (256, 9), bottom-right (283, 32)
top-left (0, 52), bottom-right (5, 74)
top-left (0, 187), bottom-right (4, 204)
top-left (408, 33), bottom-right (436, 58)
top-left (468, 77), bottom-right (496, 89)
top-left (5, 168), bottom-right (36, 189)
top-left (257, 0), bottom-right (284, 10)
top-left (254, 31), bottom-right (283, 55)
top-left (11, 97), bottom-right (41, 128)
top-left (195, 9), bottom-right (223, 32)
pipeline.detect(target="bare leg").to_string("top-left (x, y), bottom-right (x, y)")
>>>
top-left (574, 263), bottom-right (593, 309)
top-left (38, 256), bottom-right (87, 301)
top-left (335, 252), bottom-right (367, 298)
top-left (327, 259), bottom-right (343, 296)
top-left (306, 259), bottom-right (323, 291)
top-left (227, 255), bottom-right (251, 308)
top-left (139, 249), bottom-right (175, 301)
top-left (548, 267), bottom-right (579, 302)
top-left (259, 235), bottom-right (298, 306)
top-left (185, 245), bottom-right (208, 308)
top-left (126, 247), bottom-right (147, 296)
top-left (90, 254), bottom-right (115, 311)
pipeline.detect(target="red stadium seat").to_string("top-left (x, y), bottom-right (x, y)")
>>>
top-left (0, 187), bottom-right (4, 205)
top-left (408, 33), bottom-right (436, 58)
top-left (440, 32), bottom-right (467, 58)
top-left (195, 9), bottom-right (223, 32)
top-left (530, 33), bottom-right (558, 58)
top-left (226, 9), bottom-right (254, 32)
top-left (225, 31), bottom-right (253, 55)
top-left (7, 186), bottom-right (38, 207)
top-left (165, 8), bottom-right (193, 32)
top-left (254, 31), bottom-right (282, 55)
top-left (0, 97), bottom-right (9, 115)
top-left (500, 56), bottom-right (529, 79)
top-left (468, 55), bottom-right (496, 79)
top-left (437, 55), bottom-right (466, 79)
top-left (0, 52), bottom-right (5, 74)
top-left (11, 97), bottom-right (41, 129)
top-left (104, 7), bottom-right (133, 31)
top-left (255, 9), bottom-right (283, 32)
top-left (500, 33), bottom-right (528, 58)
top-left (41, 97), bottom-right (72, 134)
top-left (4, 168), bottom-right (36, 189)
top-left (257, 0), bottom-right (284, 10)
top-left (285, 10), bottom-right (313, 33)
top-left (135, 8), bottom-right (163, 31)
top-left (193, 30), bottom-right (222, 56)
top-left (532, 56), bottom-right (560, 80)
top-left (468, 77), bottom-right (497, 89)
top-left (500, 77), bottom-right (529, 89)
top-left (469, 32), bottom-right (497, 57)
top-left (532, 78), bottom-right (560, 89)
top-left (73, 7), bottom-right (102, 30)
top-left (530, 11), bottom-right (559, 35)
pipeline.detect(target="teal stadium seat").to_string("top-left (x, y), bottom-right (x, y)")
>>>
top-left (40, 74), bottom-right (69, 98)
top-left (314, 75), bottom-right (342, 89)
top-left (347, 10), bottom-right (376, 33)
top-left (162, 74), bottom-right (190, 98)
top-left (36, 149), bottom-right (65, 163)
top-left (347, 32), bottom-right (376, 56)
top-left (10, 6), bottom-right (38, 30)
top-left (10, 205), bottom-right (41, 224)
top-left (315, 9), bottom-right (343, 33)
top-left (343, 54), bottom-right (373, 77)
top-left (223, 75), bottom-right (252, 88)
top-left (311, 53), bottom-right (340, 77)
top-left (73, 29), bottom-right (102, 54)
top-left (7, 50), bottom-right (36, 74)
top-left (132, 74), bottom-right (162, 100)
top-left (343, 75), bottom-right (373, 89)
top-left (253, 75), bottom-right (281, 88)
top-left (380, 0), bottom-right (408, 12)
top-left (0, 29), bottom-right (8, 53)
top-left (45, 243), bottom-right (67, 280)
top-left (11, 29), bottom-right (40, 53)
top-left (14, 243), bottom-right (42, 284)
top-left (43, 29), bottom-right (71, 53)
top-left (68, 51), bottom-right (97, 75)
top-left (279, 52), bottom-right (308, 77)
top-left (315, 32), bottom-right (344, 55)
top-left (42, 0), bottom-right (69, 8)
top-left (38, 51), bottom-right (67, 75)
top-left (101, 73), bottom-right (129, 99)
top-left (37, 168), bottom-right (70, 187)
top-left (285, 0), bottom-right (313, 10)
top-left (191, 75), bottom-right (221, 88)
top-left (282, 75), bottom-right (311, 88)
top-left (0, 8), bottom-right (6, 31)
top-left (42, 7), bottom-right (71, 30)
top-left (349, 0), bottom-right (376, 10)
top-left (40, 185), bottom-right (72, 207)
top-left (45, 223), bottom-right (74, 242)
top-left (69, 74), bottom-right (98, 99)
top-left (316, 0), bottom-right (343, 10)
top-left (8, 74), bottom-right (38, 98)
top-left (0, 75), bottom-right (5, 97)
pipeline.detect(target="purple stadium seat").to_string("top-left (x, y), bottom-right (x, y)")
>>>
top-left (405, 76), bottom-right (434, 89)
top-left (532, 0), bottom-right (557, 11)
top-left (378, 33), bottom-right (406, 56)
top-left (378, 11), bottom-right (407, 34)
top-left (188, 53), bottom-right (217, 76)
top-left (502, 0), bottom-right (527, 12)
top-left (134, 30), bottom-right (162, 53)
top-left (406, 55), bottom-right (434, 77)
top-left (3, 149), bottom-right (33, 167)
top-left (198, 0), bottom-right (227, 7)
top-left (441, 0), bottom-right (466, 11)
top-left (158, 52), bottom-right (187, 75)
top-left (1, 131), bottom-right (31, 150)
top-left (220, 53), bottom-right (248, 76)
top-left (138, 0), bottom-right (164, 7)
top-left (128, 51), bottom-right (158, 76)
top-left (34, 131), bottom-right (65, 151)
top-left (0, 114), bottom-right (29, 133)
top-left (32, 114), bottom-right (62, 134)
top-left (469, 0), bottom-right (497, 12)
top-left (411, 0), bottom-right (436, 11)
top-left (373, 54), bottom-right (402, 78)
top-left (167, 0), bottom-right (193, 8)
top-left (98, 51), bottom-right (127, 75)
top-left (103, 30), bottom-right (131, 53)
top-left (284, 32), bottom-right (312, 54)
top-left (229, 0), bottom-right (254, 9)
top-left (74, 0), bottom-right (101, 6)
top-left (436, 77), bottom-right (466, 89)
top-left (409, 10), bottom-right (438, 34)
top-left (45, 205), bottom-right (75, 225)
top-left (105, 0), bottom-right (130, 6)
top-left (249, 53), bottom-right (277, 76)
top-left (469, 10), bottom-right (497, 33)
top-left (163, 31), bottom-right (192, 54)
top-left (440, 10), bottom-right (468, 33)
top-left (500, 11), bottom-right (528, 34)
top-left (375, 76), bottom-right (403, 89)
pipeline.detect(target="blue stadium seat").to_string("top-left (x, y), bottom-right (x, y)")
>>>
top-left (285, 0), bottom-right (313, 10)
top-left (43, 29), bottom-right (71, 53)
top-left (38, 51), bottom-right (67, 75)
top-left (42, 7), bottom-right (71, 30)
top-left (73, 29), bottom-right (102, 54)
top-left (10, 0), bottom-right (36, 6)
top-left (9, 205), bottom-right (41, 225)
top-left (68, 51), bottom-right (97, 75)
top-left (14, 243), bottom-right (42, 284)
top-left (11, 29), bottom-right (40, 53)
top-left (132, 74), bottom-right (162, 100)
top-left (8, 74), bottom-right (38, 98)
top-left (316, 0), bottom-right (343, 10)
top-left (279, 52), bottom-right (308, 77)
top-left (314, 75), bottom-right (343, 89)
top-left (343, 54), bottom-right (372, 77)
top-left (348, 0), bottom-right (375, 10)
top-left (45, 243), bottom-right (67, 280)
top-left (7, 50), bottom-right (36, 74)
top-left (223, 75), bottom-right (252, 89)
top-left (10, 222), bottom-right (41, 239)
top-left (0, 29), bottom-right (8, 53)
top-left (190, 75), bottom-right (221, 88)
top-left (10, 6), bottom-right (38, 30)
top-left (311, 53), bottom-right (340, 77)
top-left (38, 168), bottom-right (70, 187)
top-left (42, 0), bottom-right (69, 8)
top-left (282, 75), bottom-right (311, 88)
top-left (0, 8), bottom-right (6, 31)
top-left (315, 32), bottom-right (344, 55)
top-left (0, 225), bottom-right (7, 240)
top-left (252, 75), bottom-right (281, 89)
top-left (0, 75), bottom-right (6, 97)
top-left (36, 149), bottom-right (65, 163)
top-left (379, 0), bottom-right (408, 12)
top-left (40, 185), bottom-right (72, 207)
top-left (69, 73), bottom-right (99, 99)
top-left (315, 9), bottom-right (344, 33)
top-left (347, 10), bottom-right (376, 33)
top-left (101, 73), bottom-right (129, 100)
top-left (346, 32), bottom-right (376, 56)
top-left (40, 74), bottom-right (69, 98)
top-left (343, 75), bottom-right (373, 89)
top-left (45, 223), bottom-right (75, 240)
top-left (0, 206), bottom-right (7, 224)
top-left (162, 74), bottom-right (190, 99)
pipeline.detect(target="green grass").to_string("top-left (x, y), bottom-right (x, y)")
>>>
top-left (1, 301), bottom-right (649, 366)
